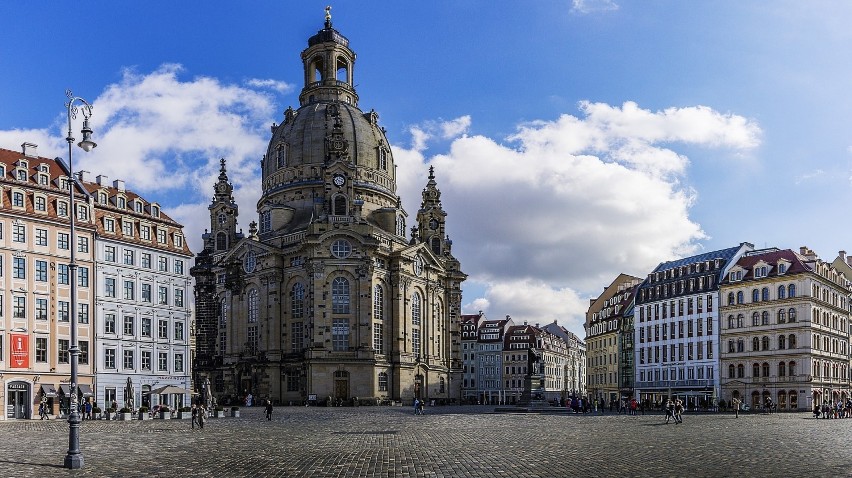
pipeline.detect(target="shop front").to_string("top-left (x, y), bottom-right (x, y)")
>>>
top-left (6, 381), bottom-right (31, 419)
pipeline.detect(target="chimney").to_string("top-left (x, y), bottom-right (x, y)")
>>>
top-left (21, 142), bottom-right (37, 157)
top-left (96, 174), bottom-right (109, 186)
top-left (78, 171), bottom-right (89, 182)
top-left (840, 251), bottom-right (847, 263)
top-left (800, 246), bottom-right (809, 255)
top-left (113, 179), bottom-right (125, 192)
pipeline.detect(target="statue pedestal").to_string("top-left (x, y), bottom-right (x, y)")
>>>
top-left (517, 375), bottom-right (551, 409)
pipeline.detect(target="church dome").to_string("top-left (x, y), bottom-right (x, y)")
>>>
top-left (259, 14), bottom-right (397, 215)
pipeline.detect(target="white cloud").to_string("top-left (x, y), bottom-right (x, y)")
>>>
top-left (394, 102), bottom-right (760, 335)
top-left (464, 279), bottom-right (587, 333)
top-left (245, 78), bottom-right (295, 94)
top-left (408, 116), bottom-right (472, 152)
top-left (440, 115), bottom-right (471, 139)
top-left (571, 0), bottom-right (619, 14)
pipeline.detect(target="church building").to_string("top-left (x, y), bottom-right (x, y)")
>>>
top-left (191, 12), bottom-right (466, 405)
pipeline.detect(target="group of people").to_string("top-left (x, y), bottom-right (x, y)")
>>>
top-left (413, 398), bottom-right (425, 415)
top-left (664, 398), bottom-right (685, 424)
top-left (814, 399), bottom-right (852, 419)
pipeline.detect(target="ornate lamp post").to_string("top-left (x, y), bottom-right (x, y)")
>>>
top-left (63, 90), bottom-right (96, 470)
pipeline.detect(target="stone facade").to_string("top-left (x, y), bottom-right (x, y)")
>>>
top-left (192, 17), bottom-right (466, 406)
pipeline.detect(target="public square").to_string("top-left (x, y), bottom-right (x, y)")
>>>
top-left (1, 406), bottom-right (850, 477)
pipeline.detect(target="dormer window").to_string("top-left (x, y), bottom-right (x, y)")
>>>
top-left (57, 200), bottom-right (68, 217)
top-left (174, 234), bottom-right (183, 248)
top-left (60, 178), bottom-right (69, 191)
top-left (34, 196), bottom-right (46, 212)
top-left (122, 220), bottom-right (133, 237)
top-left (117, 196), bottom-right (126, 209)
top-left (134, 201), bottom-right (143, 213)
top-left (104, 217), bottom-right (115, 233)
top-left (157, 228), bottom-right (166, 244)
top-left (140, 225), bottom-right (151, 240)
top-left (151, 205), bottom-right (160, 218)
top-left (0, 166), bottom-right (5, 177)
top-left (754, 266), bottom-right (768, 278)
top-left (778, 263), bottom-right (788, 274)
top-left (99, 192), bottom-right (108, 204)
top-left (11, 191), bottom-right (24, 208)
top-left (38, 174), bottom-right (48, 185)
top-left (16, 170), bottom-right (26, 181)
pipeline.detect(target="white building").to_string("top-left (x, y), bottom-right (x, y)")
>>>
top-left (87, 176), bottom-right (193, 411)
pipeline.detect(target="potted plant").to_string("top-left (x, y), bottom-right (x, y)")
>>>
top-left (230, 406), bottom-right (240, 418)
top-left (118, 407), bottom-right (133, 421)
top-left (138, 406), bottom-right (149, 420)
top-left (92, 406), bottom-right (102, 420)
top-left (104, 407), bottom-right (114, 421)
top-left (215, 406), bottom-right (225, 418)
top-left (178, 406), bottom-right (192, 419)
top-left (158, 405), bottom-right (171, 419)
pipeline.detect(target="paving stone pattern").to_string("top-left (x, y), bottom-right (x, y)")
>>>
top-left (1, 407), bottom-right (849, 477)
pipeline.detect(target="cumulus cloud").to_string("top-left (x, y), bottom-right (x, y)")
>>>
top-left (464, 280), bottom-right (588, 332)
top-left (408, 116), bottom-right (472, 152)
top-left (393, 104), bottom-right (760, 334)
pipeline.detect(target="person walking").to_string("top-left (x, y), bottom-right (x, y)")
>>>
top-left (674, 398), bottom-right (684, 424)
top-left (413, 398), bottom-right (420, 415)
top-left (191, 404), bottom-right (198, 429)
top-left (85, 401), bottom-right (92, 420)
top-left (732, 397), bottom-right (741, 418)
top-left (665, 399), bottom-right (674, 424)
top-left (198, 406), bottom-right (206, 429)
top-left (265, 401), bottom-right (273, 421)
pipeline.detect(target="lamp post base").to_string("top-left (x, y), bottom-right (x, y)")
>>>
top-left (64, 453), bottom-right (84, 469)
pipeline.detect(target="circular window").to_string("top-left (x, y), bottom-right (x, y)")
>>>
top-left (243, 251), bottom-right (257, 273)
top-left (331, 239), bottom-right (352, 258)
top-left (414, 255), bottom-right (424, 276)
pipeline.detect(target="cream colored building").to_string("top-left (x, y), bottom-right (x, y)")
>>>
top-left (720, 247), bottom-right (851, 411)
top-left (0, 144), bottom-right (96, 419)
top-left (585, 273), bottom-right (641, 405)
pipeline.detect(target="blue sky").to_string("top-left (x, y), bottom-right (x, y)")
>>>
top-left (1, 1), bottom-right (851, 338)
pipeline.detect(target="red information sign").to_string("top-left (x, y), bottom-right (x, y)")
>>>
top-left (10, 333), bottom-right (28, 368)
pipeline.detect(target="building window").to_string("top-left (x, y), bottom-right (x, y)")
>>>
top-left (174, 353), bottom-right (184, 373)
top-left (12, 224), bottom-right (25, 243)
top-left (105, 278), bottom-right (116, 297)
top-left (412, 329), bottom-right (421, 357)
top-left (248, 325), bottom-right (258, 352)
top-left (141, 253), bottom-right (152, 269)
top-left (373, 323), bottom-right (384, 354)
top-left (105, 349), bottom-right (116, 369)
top-left (291, 322), bottom-right (304, 352)
top-left (248, 289), bottom-right (258, 322)
top-left (124, 316), bottom-right (134, 335)
top-left (58, 300), bottom-right (69, 322)
top-left (12, 192), bottom-right (24, 207)
top-left (175, 289), bottom-right (184, 307)
top-left (142, 283), bottom-right (152, 302)
top-left (158, 286), bottom-right (168, 305)
top-left (175, 321), bottom-right (184, 341)
top-left (158, 256), bottom-right (168, 272)
top-left (58, 339), bottom-right (70, 364)
top-left (175, 260), bottom-right (184, 275)
top-left (13, 296), bottom-right (25, 319)
top-left (79, 341), bottom-right (89, 365)
top-left (35, 260), bottom-right (47, 282)
top-left (124, 350), bottom-right (135, 369)
top-left (374, 285), bottom-right (384, 321)
top-left (78, 236), bottom-right (88, 253)
top-left (332, 277), bottom-right (350, 314)
top-left (34, 228), bottom-right (47, 246)
top-left (36, 337), bottom-right (47, 363)
top-left (142, 317), bottom-right (152, 337)
top-left (58, 232), bottom-right (70, 250)
top-left (57, 264), bottom-right (69, 284)
top-left (124, 280), bottom-right (135, 300)
top-left (141, 351), bottom-right (151, 370)
top-left (141, 226), bottom-right (151, 241)
top-left (378, 372), bottom-right (389, 392)
top-left (78, 303), bottom-right (89, 324)
top-left (287, 373), bottom-right (300, 392)
top-left (57, 201), bottom-right (68, 217)
top-left (35, 298), bottom-right (48, 320)
top-left (104, 245), bottom-right (116, 262)
top-left (332, 318), bottom-right (350, 351)
top-left (260, 211), bottom-right (271, 233)
top-left (34, 196), bottom-right (46, 211)
top-left (291, 283), bottom-right (304, 318)
top-left (76, 204), bottom-right (88, 221)
top-left (123, 249), bottom-right (134, 265)
top-left (158, 352), bottom-right (168, 371)
top-left (105, 313), bottom-right (116, 334)
top-left (157, 229), bottom-right (166, 244)
top-left (412, 292), bottom-right (421, 326)
top-left (78, 266), bottom-right (88, 287)
top-left (331, 239), bottom-right (352, 258)
top-left (159, 320), bottom-right (169, 339)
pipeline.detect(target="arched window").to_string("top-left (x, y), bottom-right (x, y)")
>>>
top-left (788, 334), bottom-right (796, 349)
top-left (336, 57), bottom-right (349, 83)
top-left (762, 287), bottom-right (770, 301)
top-left (248, 289), bottom-right (258, 323)
top-left (373, 284), bottom-right (384, 321)
top-left (762, 362), bottom-right (770, 377)
top-left (728, 315), bottom-right (735, 329)
top-left (727, 292), bottom-right (735, 305)
top-left (779, 362), bottom-right (786, 377)
top-left (752, 337), bottom-right (760, 351)
top-left (788, 308), bottom-right (796, 322)
top-left (729, 364), bottom-right (736, 378)
top-left (333, 195), bottom-right (347, 215)
top-left (737, 364), bottom-right (745, 378)
top-left (778, 285), bottom-right (786, 299)
top-left (788, 284), bottom-right (796, 297)
top-left (411, 292), bottom-right (421, 326)
top-left (736, 291), bottom-right (744, 304)
top-left (777, 309), bottom-right (786, 323)
top-left (216, 232), bottom-right (227, 251)
top-left (752, 363), bottom-right (760, 377)
top-left (752, 312), bottom-right (759, 326)
top-left (291, 283), bottom-right (304, 319)
top-left (737, 314), bottom-right (744, 328)
top-left (752, 289), bottom-right (760, 302)
top-left (761, 311), bottom-right (769, 325)
top-left (761, 336), bottom-right (769, 351)
top-left (431, 236), bottom-right (441, 255)
top-left (737, 338), bottom-right (744, 352)
top-left (219, 299), bottom-right (227, 327)
top-left (312, 56), bottom-right (324, 82)
top-left (332, 277), bottom-right (350, 314)
top-left (778, 335), bottom-right (786, 349)
top-left (728, 339), bottom-right (735, 353)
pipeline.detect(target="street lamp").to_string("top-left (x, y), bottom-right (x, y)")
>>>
top-left (63, 90), bottom-right (96, 470)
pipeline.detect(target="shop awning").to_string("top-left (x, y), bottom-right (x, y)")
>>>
top-left (38, 384), bottom-right (58, 398)
top-left (59, 384), bottom-right (71, 395)
top-left (78, 384), bottom-right (94, 397)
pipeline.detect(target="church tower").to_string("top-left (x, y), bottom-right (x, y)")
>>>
top-left (192, 9), bottom-right (466, 405)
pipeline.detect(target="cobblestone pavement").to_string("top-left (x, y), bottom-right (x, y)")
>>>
top-left (1, 407), bottom-right (850, 477)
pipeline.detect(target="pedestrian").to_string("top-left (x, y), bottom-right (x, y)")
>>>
top-left (629, 398), bottom-right (638, 416)
top-left (85, 401), bottom-right (92, 420)
top-left (413, 398), bottom-right (420, 415)
top-left (665, 399), bottom-right (674, 424)
top-left (732, 397), bottom-right (741, 418)
top-left (674, 398), bottom-right (684, 424)
top-left (38, 402), bottom-right (45, 420)
top-left (198, 406), bottom-right (206, 429)
top-left (265, 401), bottom-right (273, 421)
top-left (191, 404), bottom-right (198, 429)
